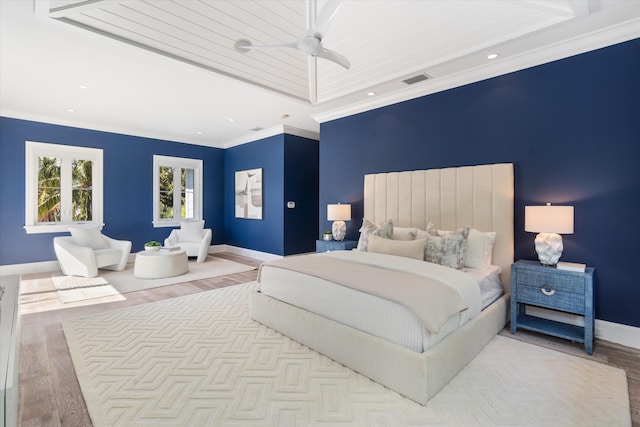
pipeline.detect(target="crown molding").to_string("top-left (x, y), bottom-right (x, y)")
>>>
top-left (0, 109), bottom-right (224, 148)
top-left (313, 19), bottom-right (640, 124)
top-left (221, 125), bottom-right (319, 149)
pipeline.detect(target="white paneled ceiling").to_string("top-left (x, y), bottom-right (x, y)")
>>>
top-left (47, 0), bottom-right (582, 104)
top-left (1, 0), bottom-right (639, 147)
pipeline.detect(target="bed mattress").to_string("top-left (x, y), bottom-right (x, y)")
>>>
top-left (258, 251), bottom-right (503, 352)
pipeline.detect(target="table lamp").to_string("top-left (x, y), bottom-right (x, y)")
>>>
top-left (327, 203), bottom-right (351, 241)
top-left (525, 203), bottom-right (574, 266)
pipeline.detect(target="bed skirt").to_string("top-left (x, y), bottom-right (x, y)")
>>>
top-left (250, 291), bottom-right (509, 405)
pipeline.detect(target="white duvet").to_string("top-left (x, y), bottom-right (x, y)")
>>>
top-left (259, 251), bottom-right (495, 352)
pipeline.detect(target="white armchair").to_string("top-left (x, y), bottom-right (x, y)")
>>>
top-left (164, 220), bottom-right (212, 263)
top-left (53, 226), bottom-right (131, 278)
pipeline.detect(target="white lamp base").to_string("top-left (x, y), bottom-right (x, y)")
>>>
top-left (332, 220), bottom-right (346, 241)
top-left (534, 232), bottom-right (564, 266)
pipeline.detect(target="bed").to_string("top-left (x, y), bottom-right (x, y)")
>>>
top-left (250, 163), bottom-right (514, 405)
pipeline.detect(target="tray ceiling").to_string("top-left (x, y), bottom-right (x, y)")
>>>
top-left (2, 0), bottom-right (639, 147)
top-left (47, 0), bottom-right (583, 105)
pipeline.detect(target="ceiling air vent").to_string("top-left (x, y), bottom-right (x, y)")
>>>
top-left (250, 127), bottom-right (264, 132)
top-left (402, 73), bottom-right (431, 85)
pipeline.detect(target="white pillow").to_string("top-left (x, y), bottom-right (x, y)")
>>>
top-left (368, 234), bottom-right (426, 260)
top-left (425, 223), bottom-right (469, 269)
top-left (68, 225), bottom-right (108, 250)
top-left (392, 227), bottom-right (418, 241)
top-left (180, 220), bottom-right (205, 241)
top-left (356, 218), bottom-right (393, 251)
top-left (465, 229), bottom-right (496, 268)
top-left (415, 228), bottom-right (428, 240)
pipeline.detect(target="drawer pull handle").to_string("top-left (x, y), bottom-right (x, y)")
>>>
top-left (541, 285), bottom-right (555, 296)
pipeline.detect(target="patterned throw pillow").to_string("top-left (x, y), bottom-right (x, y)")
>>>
top-left (356, 218), bottom-right (393, 251)
top-left (425, 222), bottom-right (470, 269)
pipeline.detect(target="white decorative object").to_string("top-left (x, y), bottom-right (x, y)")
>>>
top-left (525, 204), bottom-right (574, 265)
top-left (144, 246), bottom-right (160, 252)
top-left (327, 203), bottom-right (351, 241)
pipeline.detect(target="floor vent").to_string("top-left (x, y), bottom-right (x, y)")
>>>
top-left (402, 73), bottom-right (431, 85)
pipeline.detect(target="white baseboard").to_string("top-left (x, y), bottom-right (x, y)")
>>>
top-left (0, 260), bottom-right (60, 276)
top-left (526, 306), bottom-right (640, 350)
top-left (214, 245), bottom-right (282, 262)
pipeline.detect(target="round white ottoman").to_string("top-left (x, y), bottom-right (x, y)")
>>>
top-left (134, 249), bottom-right (189, 279)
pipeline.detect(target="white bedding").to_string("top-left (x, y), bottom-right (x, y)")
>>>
top-left (259, 251), bottom-right (502, 352)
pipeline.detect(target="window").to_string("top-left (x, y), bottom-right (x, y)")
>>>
top-left (153, 155), bottom-right (203, 227)
top-left (25, 141), bottom-right (103, 234)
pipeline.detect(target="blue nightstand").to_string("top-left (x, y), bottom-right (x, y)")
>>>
top-left (316, 239), bottom-right (357, 253)
top-left (510, 260), bottom-right (595, 354)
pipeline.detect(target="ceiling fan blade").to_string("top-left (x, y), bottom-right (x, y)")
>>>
top-left (308, 0), bottom-right (343, 38)
top-left (234, 38), bottom-right (297, 53)
top-left (315, 47), bottom-right (350, 69)
top-left (308, 56), bottom-right (318, 105)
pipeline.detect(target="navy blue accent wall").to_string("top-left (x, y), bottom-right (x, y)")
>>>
top-left (0, 117), bottom-right (225, 265)
top-left (319, 38), bottom-right (640, 328)
top-left (224, 133), bottom-right (319, 256)
top-left (284, 135), bottom-right (319, 255)
top-left (224, 135), bottom-right (285, 255)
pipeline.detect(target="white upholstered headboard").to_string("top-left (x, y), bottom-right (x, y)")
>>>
top-left (363, 163), bottom-right (514, 291)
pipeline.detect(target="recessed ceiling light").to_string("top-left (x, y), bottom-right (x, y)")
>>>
top-left (487, 53), bottom-right (499, 60)
top-left (67, 108), bottom-right (75, 113)
top-left (79, 84), bottom-right (88, 90)
top-left (196, 131), bottom-right (202, 135)
top-left (367, 92), bottom-right (376, 96)
top-left (228, 118), bottom-right (235, 122)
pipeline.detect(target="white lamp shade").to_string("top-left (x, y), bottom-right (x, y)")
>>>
top-left (525, 205), bottom-right (574, 234)
top-left (327, 204), bottom-right (351, 221)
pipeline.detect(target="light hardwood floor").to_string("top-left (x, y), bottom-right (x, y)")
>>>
top-left (17, 253), bottom-right (639, 426)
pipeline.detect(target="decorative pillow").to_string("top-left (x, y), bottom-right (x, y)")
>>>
top-left (392, 227), bottom-right (418, 241)
top-left (68, 225), bottom-right (108, 250)
top-left (368, 235), bottom-right (426, 260)
top-left (436, 227), bottom-right (496, 268)
top-left (424, 224), bottom-right (470, 269)
top-left (415, 228), bottom-right (428, 240)
top-left (465, 229), bottom-right (497, 268)
top-left (180, 220), bottom-right (205, 242)
top-left (426, 222), bottom-right (439, 236)
top-left (356, 218), bottom-right (393, 251)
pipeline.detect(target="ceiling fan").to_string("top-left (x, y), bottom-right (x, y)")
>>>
top-left (234, 0), bottom-right (350, 70)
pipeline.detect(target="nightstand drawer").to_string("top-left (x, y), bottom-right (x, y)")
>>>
top-left (517, 283), bottom-right (585, 313)
top-left (316, 240), bottom-right (357, 252)
top-left (516, 270), bottom-right (586, 296)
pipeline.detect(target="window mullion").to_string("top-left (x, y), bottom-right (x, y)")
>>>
top-left (173, 166), bottom-right (181, 221)
top-left (60, 158), bottom-right (73, 223)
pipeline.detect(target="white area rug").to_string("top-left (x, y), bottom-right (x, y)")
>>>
top-left (52, 256), bottom-right (255, 303)
top-left (63, 282), bottom-right (631, 427)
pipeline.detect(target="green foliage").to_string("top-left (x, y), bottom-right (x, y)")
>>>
top-left (37, 156), bottom-right (61, 222)
top-left (37, 157), bottom-right (93, 223)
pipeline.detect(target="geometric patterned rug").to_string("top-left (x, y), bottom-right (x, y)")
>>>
top-left (63, 282), bottom-right (631, 427)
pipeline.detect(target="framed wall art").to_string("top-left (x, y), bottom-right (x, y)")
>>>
top-left (235, 168), bottom-right (262, 219)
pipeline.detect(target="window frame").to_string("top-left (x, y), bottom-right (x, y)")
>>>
top-left (152, 155), bottom-right (203, 227)
top-left (24, 141), bottom-right (104, 234)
